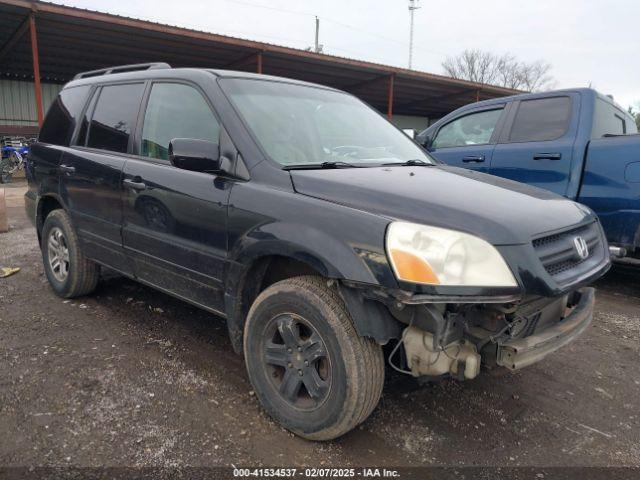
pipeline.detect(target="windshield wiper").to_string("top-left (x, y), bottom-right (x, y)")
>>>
top-left (283, 161), bottom-right (365, 170)
top-left (382, 159), bottom-right (433, 166)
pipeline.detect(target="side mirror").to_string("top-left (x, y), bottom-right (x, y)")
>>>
top-left (168, 138), bottom-right (220, 172)
top-left (415, 132), bottom-right (431, 148)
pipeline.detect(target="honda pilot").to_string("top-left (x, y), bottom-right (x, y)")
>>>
top-left (25, 63), bottom-right (610, 440)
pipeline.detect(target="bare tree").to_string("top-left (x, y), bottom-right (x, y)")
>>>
top-left (518, 60), bottom-right (555, 91)
top-left (629, 103), bottom-right (640, 130)
top-left (442, 49), bottom-right (555, 92)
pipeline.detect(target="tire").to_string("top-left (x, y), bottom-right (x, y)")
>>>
top-left (243, 275), bottom-right (384, 440)
top-left (41, 209), bottom-right (99, 298)
top-left (0, 172), bottom-right (11, 184)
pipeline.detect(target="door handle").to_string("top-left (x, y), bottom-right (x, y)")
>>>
top-left (533, 153), bottom-right (562, 160)
top-left (123, 178), bottom-right (147, 191)
top-left (59, 164), bottom-right (75, 175)
top-left (462, 155), bottom-right (485, 163)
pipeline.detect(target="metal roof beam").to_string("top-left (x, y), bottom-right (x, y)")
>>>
top-left (0, 13), bottom-right (30, 63)
top-left (345, 74), bottom-right (391, 93)
top-left (393, 88), bottom-right (477, 110)
top-left (224, 51), bottom-right (263, 70)
top-left (29, 13), bottom-right (44, 126)
top-left (34, 31), bottom-right (236, 67)
top-left (37, 17), bottom-right (251, 59)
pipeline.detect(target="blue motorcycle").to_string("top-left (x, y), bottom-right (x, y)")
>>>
top-left (1, 137), bottom-right (30, 184)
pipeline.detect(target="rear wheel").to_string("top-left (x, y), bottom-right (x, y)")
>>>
top-left (243, 275), bottom-right (384, 440)
top-left (41, 209), bottom-right (99, 298)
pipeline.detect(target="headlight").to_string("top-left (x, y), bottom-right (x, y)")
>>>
top-left (385, 222), bottom-right (517, 287)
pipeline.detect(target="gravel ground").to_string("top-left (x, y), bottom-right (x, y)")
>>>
top-left (1, 181), bottom-right (639, 469)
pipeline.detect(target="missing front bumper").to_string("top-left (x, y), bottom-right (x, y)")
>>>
top-left (496, 287), bottom-right (595, 370)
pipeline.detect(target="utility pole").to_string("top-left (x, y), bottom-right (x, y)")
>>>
top-left (408, 0), bottom-right (421, 69)
top-left (314, 16), bottom-right (323, 53)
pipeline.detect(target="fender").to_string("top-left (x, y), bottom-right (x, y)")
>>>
top-left (229, 222), bottom-right (383, 284)
top-left (223, 221), bottom-right (397, 352)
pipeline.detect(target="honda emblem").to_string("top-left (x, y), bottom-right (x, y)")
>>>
top-left (573, 236), bottom-right (589, 260)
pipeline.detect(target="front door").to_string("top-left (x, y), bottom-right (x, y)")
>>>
top-left (428, 106), bottom-right (507, 173)
top-left (61, 82), bottom-right (145, 275)
top-left (121, 81), bottom-right (230, 314)
top-left (490, 94), bottom-right (578, 196)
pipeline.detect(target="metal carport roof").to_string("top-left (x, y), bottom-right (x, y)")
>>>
top-left (0, 0), bottom-right (521, 127)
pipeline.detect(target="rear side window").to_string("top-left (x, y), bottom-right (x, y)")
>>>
top-left (614, 115), bottom-right (627, 134)
top-left (86, 83), bottom-right (144, 153)
top-left (592, 98), bottom-right (636, 137)
top-left (141, 83), bottom-right (220, 160)
top-left (432, 109), bottom-right (503, 148)
top-left (38, 86), bottom-right (90, 146)
top-left (508, 97), bottom-right (571, 142)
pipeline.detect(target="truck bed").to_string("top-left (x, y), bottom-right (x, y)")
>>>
top-left (578, 134), bottom-right (640, 249)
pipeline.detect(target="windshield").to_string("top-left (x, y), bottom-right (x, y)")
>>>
top-left (220, 78), bottom-right (436, 167)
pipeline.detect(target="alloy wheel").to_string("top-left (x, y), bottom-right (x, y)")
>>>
top-left (47, 227), bottom-right (70, 282)
top-left (262, 313), bottom-right (331, 410)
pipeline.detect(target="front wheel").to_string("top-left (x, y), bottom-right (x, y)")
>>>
top-left (243, 276), bottom-right (384, 440)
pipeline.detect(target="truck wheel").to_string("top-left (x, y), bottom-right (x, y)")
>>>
top-left (41, 209), bottom-right (99, 298)
top-left (243, 275), bottom-right (384, 440)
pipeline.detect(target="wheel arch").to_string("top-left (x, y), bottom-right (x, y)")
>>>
top-left (224, 249), bottom-right (401, 354)
top-left (224, 252), bottom-right (328, 353)
top-left (36, 193), bottom-right (67, 242)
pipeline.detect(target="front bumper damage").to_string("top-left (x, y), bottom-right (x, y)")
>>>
top-left (340, 280), bottom-right (597, 380)
top-left (397, 288), bottom-right (595, 379)
top-left (496, 287), bottom-right (594, 370)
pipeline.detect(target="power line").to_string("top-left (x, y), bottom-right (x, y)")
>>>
top-left (219, 0), bottom-right (447, 58)
top-left (221, 0), bottom-right (316, 18)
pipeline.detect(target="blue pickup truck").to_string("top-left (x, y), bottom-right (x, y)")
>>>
top-left (418, 88), bottom-right (639, 257)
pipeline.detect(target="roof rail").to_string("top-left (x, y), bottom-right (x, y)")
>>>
top-left (73, 62), bottom-right (171, 80)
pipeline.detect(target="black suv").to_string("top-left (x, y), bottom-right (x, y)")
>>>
top-left (25, 63), bottom-right (610, 440)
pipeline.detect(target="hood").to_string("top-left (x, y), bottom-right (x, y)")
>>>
top-left (290, 165), bottom-right (594, 245)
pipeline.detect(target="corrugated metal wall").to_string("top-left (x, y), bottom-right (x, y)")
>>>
top-left (390, 114), bottom-right (436, 132)
top-left (0, 80), bottom-right (62, 126)
top-left (0, 80), bottom-right (436, 132)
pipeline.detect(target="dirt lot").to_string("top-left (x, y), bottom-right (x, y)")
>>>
top-left (1, 181), bottom-right (639, 469)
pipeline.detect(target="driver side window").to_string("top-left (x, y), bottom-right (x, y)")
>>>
top-left (141, 83), bottom-right (220, 161)
top-left (432, 108), bottom-right (503, 149)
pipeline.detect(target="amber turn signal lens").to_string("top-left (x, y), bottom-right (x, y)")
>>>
top-left (389, 249), bottom-right (440, 285)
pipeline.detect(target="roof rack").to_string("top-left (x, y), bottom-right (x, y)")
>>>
top-left (73, 62), bottom-right (171, 80)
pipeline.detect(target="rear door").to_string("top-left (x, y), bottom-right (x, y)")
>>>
top-left (490, 94), bottom-right (579, 196)
top-left (427, 105), bottom-right (508, 172)
top-left (60, 82), bottom-right (145, 274)
top-left (121, 81), bottom-right (230, 314)
top-left (30, 84), bottom-right (91, 211)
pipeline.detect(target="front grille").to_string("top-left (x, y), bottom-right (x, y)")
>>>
top-left (532, 221), bottom-right (605, 286)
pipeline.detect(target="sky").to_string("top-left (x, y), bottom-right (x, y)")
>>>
top-left (50, 0), bottom-right (640, 110)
